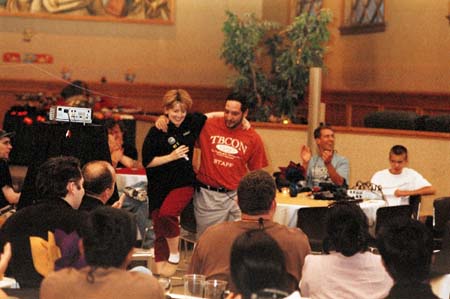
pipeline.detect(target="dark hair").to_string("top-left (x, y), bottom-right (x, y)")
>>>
top-left (35, 156), bottom-right (82, 200)
top-left (81, 206), bottom-right (136, 268)
top-left (376, 218), bottom-right (433, 283)
top-left (104, 119), bottom-right (125, 133)
top-left (230, 230), bottom-right (289, 299)
top-left (82, 161), bottom-right (114, 195)
top-left (323, 202), bottom-right (370, 256)
top-left (60, 80), bottom-right (89, 99)
top-left (313, 125), bottom-right (333, 139)
top-left (237, 170), bottom-right (275, 215)
top-left (226, 93), bottom-right (249, 113)
top-left (389, 145), bottom-right (408, 159)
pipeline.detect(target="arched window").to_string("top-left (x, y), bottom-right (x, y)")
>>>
top-left (291, 0), bottom-right (323, 16)
top-left (339, 0), bottom-right (386, 35)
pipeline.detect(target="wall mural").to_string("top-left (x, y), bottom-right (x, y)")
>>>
top-left (0, 0), bottom-right (174, 24)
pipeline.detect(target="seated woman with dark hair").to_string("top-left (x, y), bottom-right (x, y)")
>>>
top-left (105, 119), bottom-right (142, 169)
top-left (299, 202), bottom-right (393, 299)
top-left (40, 207), bottom-right (164, 299)
top-left (227, 229), bottom-right (301, 299)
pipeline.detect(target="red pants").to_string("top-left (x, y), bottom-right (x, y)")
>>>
top-left (152, 186), bottom-right (194, 262)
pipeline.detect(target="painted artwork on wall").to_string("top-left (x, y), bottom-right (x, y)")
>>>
top-left (0, 0), bottom-right (174, 24)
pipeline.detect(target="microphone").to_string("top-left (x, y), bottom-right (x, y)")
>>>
top-left (168, 136), bottom-right (189, 161)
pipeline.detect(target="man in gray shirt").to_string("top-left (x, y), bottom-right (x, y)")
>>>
top-left (300, 125), bottom-right (349, 188)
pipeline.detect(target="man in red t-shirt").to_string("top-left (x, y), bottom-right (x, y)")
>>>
top-left (194, 93), bottom-right (268, 235)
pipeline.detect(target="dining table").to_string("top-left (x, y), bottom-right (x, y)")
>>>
top-left (274, 191), bottom-right (387, 234)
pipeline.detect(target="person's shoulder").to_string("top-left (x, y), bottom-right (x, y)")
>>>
top-left (372, 168), bottom-right (389, 178)
top-left (333, 152), bottom-right (349, 162)
top-left (3, 203), bottom-right (41, 225)
top-left (204, 116), bottom-right (223, 127)
top-left (128, 270), bottom-right (159, 283)
top-left (127, 271), bottom-right (163, 294)
top-left (269, 221), bottom-right (305, 234)
top-left (43, 267), bottom-right (81, 285)
top-left (199, 221), bottom-right (234, 239)
top-left (267, 222), bottom-right (310, 243)
top-left (303, 253), bottom-right (321, 268)
top-left (148, 125), bottom-right (163, 135)
top-left (402, 167), bottom-right (422, 176)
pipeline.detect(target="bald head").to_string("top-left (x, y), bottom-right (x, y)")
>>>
top-left (82, 161), bottom-right (115, 197)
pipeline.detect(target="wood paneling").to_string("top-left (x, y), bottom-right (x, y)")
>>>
top-left (322, 90), bottom-right (450, 127)
top-left (2, 79), bottom-right (450, 129)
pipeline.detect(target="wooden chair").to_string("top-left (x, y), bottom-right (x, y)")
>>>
top-left (296, 207), bottom-right (328, 253)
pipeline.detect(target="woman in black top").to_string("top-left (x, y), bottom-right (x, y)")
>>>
top-left (142, 89), bottom-right (207, 277)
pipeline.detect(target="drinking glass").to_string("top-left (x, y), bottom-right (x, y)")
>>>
top-left (183, 274), bottom-right (205, 298)
top-left (204, 280), bottom-right (227, 299)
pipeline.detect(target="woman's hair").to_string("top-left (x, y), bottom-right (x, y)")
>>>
top-left (81, 206), bottom-right (136, 269)
top-left (376, 218), bottom-right (433, 283)
top-left (322, 201), bottom-right (370, 256)
top-left (230, 230), bottom-right (289, 299)
top-left (163, 89), bottom-right (193, 111)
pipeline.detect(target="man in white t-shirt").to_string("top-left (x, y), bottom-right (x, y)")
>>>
top-left (371, 145), bottom-right (435, 206)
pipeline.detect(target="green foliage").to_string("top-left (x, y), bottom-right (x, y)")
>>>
top-left (221, 10), bottom-right (332, 121)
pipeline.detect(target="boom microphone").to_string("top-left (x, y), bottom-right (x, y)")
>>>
top-left (168, 136), bottom-right (189, 161)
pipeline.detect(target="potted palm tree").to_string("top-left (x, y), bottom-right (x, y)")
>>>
top-left (221, 9), bottom-right (332, 123)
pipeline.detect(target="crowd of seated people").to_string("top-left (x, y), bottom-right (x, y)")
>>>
top-left (0, 87), bottom-right (447, 299)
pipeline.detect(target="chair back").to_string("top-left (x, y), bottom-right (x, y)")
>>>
top-left (409, 194), bottom-right (421, 220)
top-left (431, 220), bottom-right (450, 276)
top-left (434, 197), bottom-right (450, 238)
top-left (375, 205), bottom-right (412, 235)
top-left (180, 199), bottom-right (197, 233)
top-left (296, 207), bottom-right (328, 252)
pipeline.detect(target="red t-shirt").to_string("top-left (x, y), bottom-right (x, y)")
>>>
top-left (196, 117), bottom-right (268, 190)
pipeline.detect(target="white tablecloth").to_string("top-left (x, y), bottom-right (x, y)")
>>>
top-left (115, 168), bottom-right (147, 195)
top-left (274, 192), bottom-right (386, 233)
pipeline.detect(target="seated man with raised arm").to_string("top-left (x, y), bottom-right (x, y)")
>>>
top-left (371, 145), bottom-right (435, 206)
top-left (300, 125), bottom-right (349, 189)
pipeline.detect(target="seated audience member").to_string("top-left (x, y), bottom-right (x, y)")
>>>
top-left (60, 80), bottom-right (89, 103)
top-left (371, 145), bottom-right (435, 206)
top-left (0, 130), bottom-right (20, 209)
top-left (106, 119), bottom-right (142, 169)
top-left (377, 218), bottom-right (439, 299)
top-left (40, 206), bottom-right (164, 299)
top-left (80, 160), bottom-right (153, 247)
top-left (188, 170), bottom-right (311, 292)
top-left (0, 235), bottom-right (10, 299)
top-left (0, 156), bottom-right (86, 288)
top-left (431, 220), bottom-right (450, 276)
top-left (227, 229), bottom-right (300, 299)
top-left (300, 125), bottom-right (349, 188)
top-left (79, 160), bottom-right (117, 211)
top-left (300, 201), bottom-right (393, 299)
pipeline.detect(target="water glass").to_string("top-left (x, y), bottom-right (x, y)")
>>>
top-left (204, 280), bottom-right (227, 299)
top-left (183, 274), bottom-right (205, 298)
